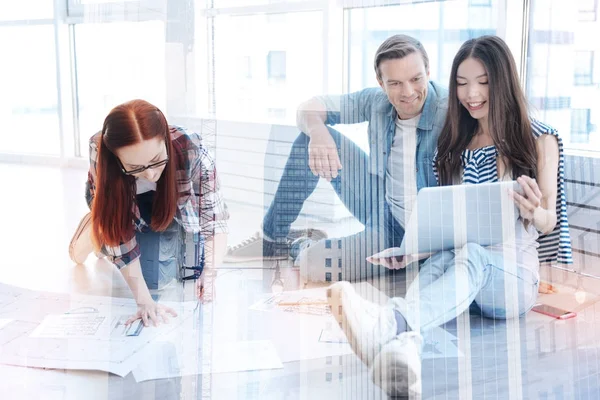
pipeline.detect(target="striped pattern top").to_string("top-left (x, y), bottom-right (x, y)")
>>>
top-left (433, 120), bottom-right (573, 265)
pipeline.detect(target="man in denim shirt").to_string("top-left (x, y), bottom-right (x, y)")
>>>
top-left (227, 35), bottom-right (448, 280)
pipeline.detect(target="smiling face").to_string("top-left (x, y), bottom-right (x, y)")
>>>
top-left (377, 52), bottom-right (430, 120)
top-left (114, 137), bottom-right (168, 182)
top-left (456, 57), bottom-right (490, 123)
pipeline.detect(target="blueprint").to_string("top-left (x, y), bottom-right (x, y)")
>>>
top-left (0, 283), bottom-right (197, 376)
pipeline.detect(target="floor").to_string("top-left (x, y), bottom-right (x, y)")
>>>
top-left (1, 162), bottom-right (600, 399)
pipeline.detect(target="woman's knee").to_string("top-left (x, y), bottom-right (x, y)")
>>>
top-left (455, 242), bottom-right (491, 285)
top-left (475, 272), bottom-right (539, 320)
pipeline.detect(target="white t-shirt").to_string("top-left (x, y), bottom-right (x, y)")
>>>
top-left (136, 177), bottom-right (157, 194)
top-left (385, 114), bottom-right (420, 228)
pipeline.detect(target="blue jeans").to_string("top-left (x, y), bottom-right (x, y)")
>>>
top-left (136, 191), bottom-right (183, 290)
top-left (263, 127), bottom-right (404, 250)
top-left (392, 243), bottom-right (540, 332)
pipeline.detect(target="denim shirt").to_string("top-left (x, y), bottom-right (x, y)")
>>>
top-left (318, 81), bottom-right (448, 191)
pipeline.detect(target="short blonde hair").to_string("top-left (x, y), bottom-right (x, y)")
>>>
top-left (374, 34), bottom-right (429, 80)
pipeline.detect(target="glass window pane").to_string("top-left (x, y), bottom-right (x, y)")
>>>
top-left (574, 51), bottom-right (594, 85)
top-left (527, 0), bottom-right (600, 151)
top-left (0, 26), bottom-right (59, 155)
top-left (212, 0), bottom-right (308, 8)
top-left (348, 0), bottom-right (498, 92)
top-left (74, 21), bottom-right (166, 157)
top-left (76, 0), bottom-right (138, 3)
top-left (213, 12), bottom-right (323, 125)
top-left (0, 1), bottom-right (53, 21)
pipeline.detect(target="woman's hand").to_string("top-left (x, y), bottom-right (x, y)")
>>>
top-left (510, 176), bottom-right (543, 220)
top-left (367, 250), bottom-right (431, 270)
top-left (126, 301), bottom-right (178, 327)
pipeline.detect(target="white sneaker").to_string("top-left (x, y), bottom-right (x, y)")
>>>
top-left (371, 331), bottom-right (423, 398)
top-left (224, 228), bottom-right (328, 263)
top-left (326, 281), bottom-right (398, 367)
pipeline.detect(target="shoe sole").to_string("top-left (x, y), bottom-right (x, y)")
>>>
top-left (223, 229), bottom-right (327, 264)
top-left (327, 282), bottom-right (373, 365)
top-left (371, 335), bottom-right (422, 398)
top-left (288, 228), bottom-right (328, 241)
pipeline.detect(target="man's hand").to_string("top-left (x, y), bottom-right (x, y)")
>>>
top-left (308, 130), bottom-right (342, 181)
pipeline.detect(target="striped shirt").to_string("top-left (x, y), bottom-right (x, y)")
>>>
top-left (86, 125), bottom-right (229, 269)
top-left (433, 120), bottom-right (573, 266)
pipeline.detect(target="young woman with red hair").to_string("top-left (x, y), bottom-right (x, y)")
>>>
top-left (69, 99), bottom-right (229, 326)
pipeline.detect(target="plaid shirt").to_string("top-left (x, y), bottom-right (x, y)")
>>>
top-left (86, 125), bottom-right (229, 269)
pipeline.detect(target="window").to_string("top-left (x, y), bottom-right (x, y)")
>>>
top-left (326, 372), bottom-right (332, 382)
top-left (267, 51), bottom-right (287, 80)
top-left (347, 0), bottom-right (498, 92)
top-left (74, 21), bottom-right (166, 157)
top-left (243, 56), bottom-right (252, 79)
top-left (325, 272), bottom-right (332, 282)
top-left (66, 0), bottom-right (165, 19)
top-left (338, 239), bottom-right (342, 249)
top-left (213, 12), bottom-right (323, 125)
top-left (574, 51), bottom-right (594, 86)
top-left (338, 272), bottom-right (342, 281)
top-left (338, 258), bottom-right (342, 268)
top-left (0, 25), bottom-right (59, 155)
top-left (325, 258), bottom-right (332, 268)
top-left (469, 0), bottom-right (492, 6)
top-left (579, 0), bottom-right (598, 21)
top-left (212, 0), bottom-right (308, 7)
top-left (267, 108), bottom-right (287, 120)
top-left (571, 109), bottom-right (593, 143)
top-left (0, 0), bottom-right (53, 21)
top-left (325, 240), bottom-right (332, 249)
top-left (528, 0), bottom-right (600, 150)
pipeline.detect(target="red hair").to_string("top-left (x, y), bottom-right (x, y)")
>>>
top-left (91, 100), bottom-right (177, 249)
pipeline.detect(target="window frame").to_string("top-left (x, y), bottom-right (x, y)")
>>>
top-left (2, 0), bottom-right (600, 165)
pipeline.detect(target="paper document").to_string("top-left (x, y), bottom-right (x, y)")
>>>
top-left (30, 314), bottom-right (145, 339)
top-left (319, 325), bottom-right (348, 344)
top-left (0, 282), bottom-right (199, 377)
top-left (250, 288), bottom-right (331, 317)
top-left (31, 314), bottom-right (106, 338)
top-left (132, 340), bottom-right (283, 382)
top-left (0, 319), bottom-right (14, 330)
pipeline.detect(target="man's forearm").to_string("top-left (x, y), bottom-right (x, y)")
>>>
top-left (296, 97), bottom-right (328, 137)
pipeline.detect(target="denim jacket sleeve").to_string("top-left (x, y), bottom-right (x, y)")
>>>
top-left (316, 88), bottom-right (382, 126)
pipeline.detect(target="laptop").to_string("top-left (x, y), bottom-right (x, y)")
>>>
top-left (371, 180), bottom-right (523, 259)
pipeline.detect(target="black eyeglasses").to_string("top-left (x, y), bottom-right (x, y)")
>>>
top-left (118, 142), bottom-right (170, 176)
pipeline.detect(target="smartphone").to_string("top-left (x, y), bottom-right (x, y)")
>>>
top-left (532, 303), bottom-right (577, 320)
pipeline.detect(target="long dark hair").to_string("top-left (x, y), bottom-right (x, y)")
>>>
top-left (91, 99), bottom-right (177, 249)
top-left (436, 36), bottom-right (537, 185)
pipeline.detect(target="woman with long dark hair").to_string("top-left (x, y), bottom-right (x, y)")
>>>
top-left (69, 99), bottom-right (229, 326)
top-left (326, 36), bottom-right (572, 397)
